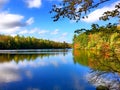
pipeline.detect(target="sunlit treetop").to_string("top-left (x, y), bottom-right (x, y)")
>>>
top-left (50, 0), bottom-right (120, 22)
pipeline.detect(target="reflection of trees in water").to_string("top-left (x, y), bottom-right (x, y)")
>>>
top-left (73, 49), bottom-right (120, 73)
top-left (73, 49), bottom-right (120, 90)
top-left (0, 50), bottom-right (69, 63)
top-left (88, 50), bottom-right (120, 90)
top-left (87, 70), bottom-right (120, 90)
top-left (73, 50), bottom-right (89, 66)
top-left (90, 50), bottom-right (120, 73)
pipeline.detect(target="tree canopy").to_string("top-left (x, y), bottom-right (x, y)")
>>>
top-left (0, 35), bottom-right (71, 49)
top-left (50, 0), bottom-right (120, 22)
top-left (73, 23), bottom-right (120, 50)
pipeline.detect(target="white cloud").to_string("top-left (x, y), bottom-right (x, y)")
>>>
top-left (51, 29), bottom-right (59, 35)
top-left (51, 32), bottom-right (68, 42)
top-left (57, 32), bottom-right (68, 41)
top-left (81, 1), bottom-right (120, 23)
top-left (19, 28), bottom-right (49, 35)
top-left (26, 17), bottom-right (34, 25)
top-left (0, 12), bottom-right (34, 34)
top-left (19, 30), bottom-right (28, 34)
top-left (25, 0), bottom-right (42, 8)
top-left (19, 28), bottom-right (60, 36)
top-left (18, 28), bottom-right (70, 42)
top-left (29, 28), bottom-right (37, 34)
top-left (39, 30), bottom-right (49, 34)
top-left (61, 32), bottom-right (68, 37)
top-left (0, 27), bottom-right (20, 35)
top-left (0, 12), bottom-right (24, 28)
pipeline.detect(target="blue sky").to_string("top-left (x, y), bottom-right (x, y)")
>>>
top-left (0, 0), bottom-right (119, 43)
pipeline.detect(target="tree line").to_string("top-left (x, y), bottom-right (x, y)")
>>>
top-left (73, 23), bottom-right (120, 51)
top-left (0, 35), bottom-right (71, 49)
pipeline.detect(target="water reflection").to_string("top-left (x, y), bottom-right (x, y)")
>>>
top-left (0, 49), bottom-right (69, 63)
top-left (2, 49), bottom-right (120, 90)
top-left (0, 49), bottom-right (96, 90)
top-left (73, 49), bottom-right (120, 90)
top-left (0, 61), bottom-right (21, 83)
top-left (0, 50), bottom-right (69, 84)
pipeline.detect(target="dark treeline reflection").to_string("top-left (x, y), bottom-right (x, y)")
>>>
top-left (0, 50), bottom-right (68, 63)
top-left (73, 49), bottom-right (120, 90)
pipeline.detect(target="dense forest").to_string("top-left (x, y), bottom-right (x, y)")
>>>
top-left (73, 23), bottom-right (120, 51)
top-left (0, 35), bottom-right (71, 49)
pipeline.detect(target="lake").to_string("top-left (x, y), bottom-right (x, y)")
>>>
top-left (0, 49), bottom-right (119, 90)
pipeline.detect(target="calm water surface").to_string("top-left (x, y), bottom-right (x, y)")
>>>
top-left (0, 49), bottom-right (119, 90)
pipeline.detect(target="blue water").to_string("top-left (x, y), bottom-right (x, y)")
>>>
top-left (0, 49), bottom-right (119, 90)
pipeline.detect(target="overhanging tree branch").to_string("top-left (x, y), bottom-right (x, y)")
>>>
top-left (50, 0), bottom-right (120, 22)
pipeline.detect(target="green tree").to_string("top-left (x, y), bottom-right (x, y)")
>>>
top-left (0, 34), bottom-right (71, 49)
